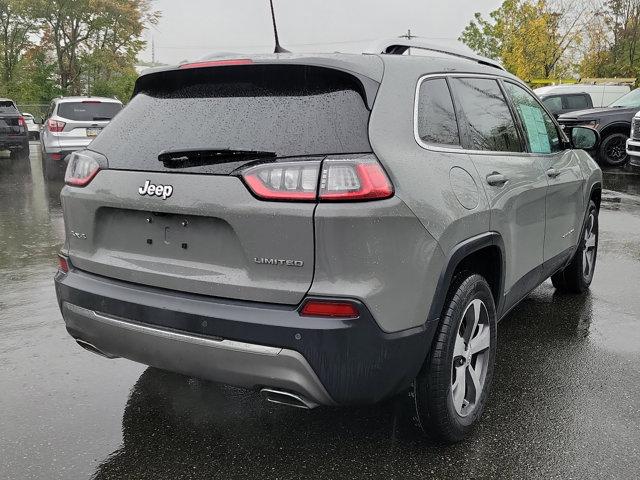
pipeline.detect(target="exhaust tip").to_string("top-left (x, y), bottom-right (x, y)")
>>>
top-left (75, 339), bottom-right (118, 359)
top-left (261, 388), bottom-right (318, 409)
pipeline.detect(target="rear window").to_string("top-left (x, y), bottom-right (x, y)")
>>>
top-left (57, 101), bottom-right (122, 121)
top-left (0, 101), bottom-right (17, 114)
top-left (90, 65), bottom-right (374, 174)
top-left (565, 94), bottom-right (590, 110)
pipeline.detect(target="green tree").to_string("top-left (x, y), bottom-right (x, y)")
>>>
top-left (31, 0), bottom-right (158, 95)
top-left (0, 0), bottom-right (38, 84)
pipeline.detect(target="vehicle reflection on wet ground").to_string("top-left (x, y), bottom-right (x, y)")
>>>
top-left (1, 146), bottom-right (639, 479)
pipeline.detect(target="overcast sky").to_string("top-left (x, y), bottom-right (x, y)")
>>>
top-left (140, 0), bottom-right (503, 65)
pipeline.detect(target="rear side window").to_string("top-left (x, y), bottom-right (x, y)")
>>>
top-left (416, 78), bottom-right (460, 146)
top-left (57, 102), bottom-right (122, 121)
top-left (504, 82), bottom-right (562, 154)
top-left (0, 101), bottom-right (17, 114)
top-left (91, 65), bottom-right (374, 174)
top-left (450, 77), bottom-right (522, 152)
top-left (564, 94), bottom-right (590, 110)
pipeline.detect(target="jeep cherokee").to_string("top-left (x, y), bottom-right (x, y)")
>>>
top-left (54, 44), bottom-right (602, 442)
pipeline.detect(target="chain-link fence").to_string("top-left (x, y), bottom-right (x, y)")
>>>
top-left (16, 104), bottom-right (48, 120)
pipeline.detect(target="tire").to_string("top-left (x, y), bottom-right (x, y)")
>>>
top-left (598, 132), bottom-right (629, 166)
top-left (411, 273), bottom-right (497, 443)
top-left (551, 200), bottom-right (598, 293)
top-left (42, 152), bottom-right (56, 179)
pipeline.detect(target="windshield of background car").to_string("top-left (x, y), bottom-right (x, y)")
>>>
top-left (57, 101), bottom-right (122, 121)
top-left (0, 101), bottom-right (18, 114)
top-left (609, 88), bottom-right (640, 108)
top-left (90, 64), bottom-right (375, 174)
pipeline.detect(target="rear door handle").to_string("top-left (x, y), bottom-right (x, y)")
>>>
top-left (486, 172), bottom-right (508, 186)
top-left (546, 168), bottom-right (561, 178)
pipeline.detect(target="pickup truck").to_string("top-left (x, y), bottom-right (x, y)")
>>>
top-left (0, 98), bottom-right (29, 159)
top-left (557, 87), bottom-right (640, 166)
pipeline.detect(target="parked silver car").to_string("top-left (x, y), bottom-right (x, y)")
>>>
top-left (41, 96), bottom-right (122, 176)
top-left (55, 41), bottom-right (602, 442)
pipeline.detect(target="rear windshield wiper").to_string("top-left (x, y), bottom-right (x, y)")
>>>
top-left (158, 148), bottom-right (277, 168)
top-left (92, 116), bottom-right (112, 121)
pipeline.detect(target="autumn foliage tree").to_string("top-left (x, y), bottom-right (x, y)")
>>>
top-left (460, 0), bottom-right (596, 80)
top-left (580, 0), bottom-right (640, 78)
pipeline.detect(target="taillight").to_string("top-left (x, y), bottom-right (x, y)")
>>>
top-left (319, 158), bottom-right (393, 201)
top-left (242, 161), bottom-right (321, 201)
top-left (48, 119), bottom-right (65, 133)
top-left (299, 299), bottom-right (360, 318)
top-left (65, 150), bottom-right (107, 187)
top-left (58, 254), bottom-right (69, 273)
top-left (240, 155), bottom-right (393, 202)
top-left (18, 116), bottom-right (26, 127)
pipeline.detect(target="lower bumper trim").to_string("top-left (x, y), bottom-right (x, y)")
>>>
top-left (62, 302), bottom-right (336, 406)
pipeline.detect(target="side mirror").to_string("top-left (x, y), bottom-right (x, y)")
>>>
top-left (570, 126), bottom-right (599, 150)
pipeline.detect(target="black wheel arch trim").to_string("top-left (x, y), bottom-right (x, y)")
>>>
top-left (427, 232), bottom-right (506, 323)
top-left (588, 182), bottom-right (602, 211)
top-left (599, 122), bottom-right (631, 136)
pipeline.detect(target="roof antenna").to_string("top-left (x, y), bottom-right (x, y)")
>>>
top-left (269, 0), bottom-right (290, 53)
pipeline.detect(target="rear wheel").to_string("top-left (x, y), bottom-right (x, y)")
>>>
top-left (411, 273), bottom-right (497, 443)
top-left (599, 132), bottom-right (629, 166)
top-left (551, 201), bottom-right (598, 293)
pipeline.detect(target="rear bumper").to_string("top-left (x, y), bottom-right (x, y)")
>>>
top-left (44, 136), bottom-right (92, 152)
top-left (0, 134), bottom-right (28, 149)
top-left (55, 268), bottom-right (431, 406)
top-left (61, 302), bottom-right (334, 406)
top-left (43, 149), bottom-right (76, 163)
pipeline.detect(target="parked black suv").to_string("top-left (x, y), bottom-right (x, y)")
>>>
top-left (558, 88), bottom-right (640, 166)
top-left (0, 98), bottom-right (29, 159)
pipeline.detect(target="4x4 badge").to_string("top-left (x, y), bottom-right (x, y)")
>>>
top-left (138, 180), bottom-right (173, 200)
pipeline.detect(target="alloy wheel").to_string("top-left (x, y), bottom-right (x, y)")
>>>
top-left (582, 212), bottom-right (597, 281)
top-left (604, 135), bottom-right (628, 165)
top-left (451, 299), bottom-right (491, 417)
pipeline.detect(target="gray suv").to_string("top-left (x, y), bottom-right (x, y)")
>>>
top-left (41, 96), bottom-right (122, 176)
top-left (54, 44), bottom-right (602, 442)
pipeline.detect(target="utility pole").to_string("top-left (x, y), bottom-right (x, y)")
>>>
top-left (399, 29), bottom-right (415, 55)
top-left (399, 29), bottom-right (415, 40)
top-left (152, 36), bottom-right (156, 65)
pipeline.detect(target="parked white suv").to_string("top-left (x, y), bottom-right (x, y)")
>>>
top-left (21, 113), bottom-right (41, 140)
top-left (41, 96), bottom-right (122, 177)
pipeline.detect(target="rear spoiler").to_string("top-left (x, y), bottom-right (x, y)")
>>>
top-left (132, 57), bottom-right (383, 109)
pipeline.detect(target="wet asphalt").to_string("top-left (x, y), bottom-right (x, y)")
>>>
top-left (1, 144), bottom-right (639, 479)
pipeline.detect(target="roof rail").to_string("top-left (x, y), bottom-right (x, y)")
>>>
top-left (368, 38), bottom-right (505, 71)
